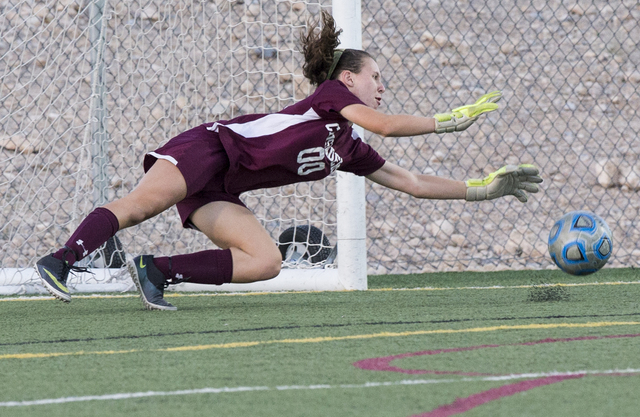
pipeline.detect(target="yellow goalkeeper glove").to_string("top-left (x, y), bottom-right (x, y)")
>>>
top-left (433, 91), bottom-right (502, 134)
top-left (465, 164), bottom-right (542, 203)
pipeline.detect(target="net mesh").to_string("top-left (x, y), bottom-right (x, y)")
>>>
top-left (362, 0), bottom-right (640, 273)
top-left (0, 0), bottom-right (336, 290)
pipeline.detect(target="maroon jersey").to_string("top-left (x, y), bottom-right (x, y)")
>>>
top-left (209, 80), bottom-right (386, 195)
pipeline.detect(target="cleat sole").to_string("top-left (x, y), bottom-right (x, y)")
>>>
top-left (127, 259), bottom-right (177, 311)
top-left (34, 264), bottom-right (71, 303)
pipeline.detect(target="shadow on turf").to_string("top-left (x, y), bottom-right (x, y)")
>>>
top-left (527, 283), bottom-right (571, 302)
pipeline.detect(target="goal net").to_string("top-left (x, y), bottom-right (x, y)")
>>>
top-left (0, 0), bottom-right (354, 295)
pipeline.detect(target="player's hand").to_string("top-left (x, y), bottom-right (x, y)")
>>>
top-left (465, 164), bottom-right (542, 203)
top-left (433, 91), bottom-right (502, 134)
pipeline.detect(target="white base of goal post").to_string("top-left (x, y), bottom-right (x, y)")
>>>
top-left (0, 268), bottom-right (134, 295)
top-left (0, 268), bottom-right (349, 296)
top-left (175, 269), bottom-right (344, 293)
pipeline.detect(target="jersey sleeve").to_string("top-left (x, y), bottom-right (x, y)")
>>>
top-left (339, 130), bottom-right (386, 177)
top-left (311, 80), bottom-right (366, 117)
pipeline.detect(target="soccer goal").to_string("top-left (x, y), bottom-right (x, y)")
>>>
top-left (0, 0), bottom-right (367, 295)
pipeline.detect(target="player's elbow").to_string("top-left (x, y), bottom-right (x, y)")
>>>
top-left (406, 183), bottom-right (424, 199)
top-left (372, 122), bottom-right (390, 137)
top-left (400, 175), bottom-right (424, 198)
top-left (366, 114), bottom-right (399, 137)
top-left (376, 118), bottom-right (400, 137)
top-left (407, 175), bottom-right (437, 199)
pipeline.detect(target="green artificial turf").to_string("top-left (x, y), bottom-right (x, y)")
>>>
top-left (1, 268), bottom-right (639, 416)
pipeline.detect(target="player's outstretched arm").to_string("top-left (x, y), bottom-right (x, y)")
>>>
top-left (366, 162), bottom-right (542, 203)
top-left (340, 91), bottom-right (501, 137)
top-left (366, 162), bottom-right (467, 199)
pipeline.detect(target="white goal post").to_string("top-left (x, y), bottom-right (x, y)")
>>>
top-left (0, 0), bottom-right (367, 295)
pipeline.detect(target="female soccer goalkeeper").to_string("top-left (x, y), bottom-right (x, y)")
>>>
top-left (35, 11), bottom-right (542, 310)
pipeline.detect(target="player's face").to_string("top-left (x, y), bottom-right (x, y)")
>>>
top-left (349, 58), bottom-right (385, 109)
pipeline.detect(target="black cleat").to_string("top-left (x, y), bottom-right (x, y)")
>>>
top-left (35, 254), bottom-right (72, 302)
top-left (128, 255), bottom-right (177, 311)
top-left (34, 250), bottom-right (88, 303)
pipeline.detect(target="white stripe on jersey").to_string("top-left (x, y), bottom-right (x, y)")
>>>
top-left (148, 151), bottom-right (178, 166)
top-left (209, 108), bottom-right (321, 138)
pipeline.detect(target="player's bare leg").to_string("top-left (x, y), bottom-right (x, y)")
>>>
top-left (105, 159), bottom-right (188, 230)
top-left (189, 201), bottom-right (282, 283)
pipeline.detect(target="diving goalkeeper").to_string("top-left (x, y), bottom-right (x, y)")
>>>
top-left (35, 11), bottom-right (542, 310)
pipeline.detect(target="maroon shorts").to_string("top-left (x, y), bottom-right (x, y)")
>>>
top-left (143, 123), bottom-right (245, 229)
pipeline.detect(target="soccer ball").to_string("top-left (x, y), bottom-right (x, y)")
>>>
top-left (548, 211), bottom-right (612, 275)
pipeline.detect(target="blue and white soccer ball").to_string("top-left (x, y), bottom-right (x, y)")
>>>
top-left (548, 211), bottom-right (612, 275)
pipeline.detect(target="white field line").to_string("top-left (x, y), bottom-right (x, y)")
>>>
top-left (2, 280), bottom-right (640, 302)
top-left (2, 369), bottom-right (639, 407)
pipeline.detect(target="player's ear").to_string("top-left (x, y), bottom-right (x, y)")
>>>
top-left (339, 70), bottom-right (355, 87)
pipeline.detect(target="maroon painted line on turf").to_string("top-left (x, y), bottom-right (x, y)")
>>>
top-left (517, 333), bottom-right (640, 346)
top-left (353, 333), bottom-right (640, 375)
top-left (353, 345), bottom-right (497, 376)
top-left (411, 374), bottom-right (586, 417)
top-left (353, 333), bottom-right (640, 416)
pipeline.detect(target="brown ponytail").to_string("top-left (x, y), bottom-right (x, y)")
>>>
top-left (301, 10), bottom-right (373, 86)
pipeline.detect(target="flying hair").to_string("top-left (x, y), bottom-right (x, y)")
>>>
top-left (300, 10), bottom-right (373, 86)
